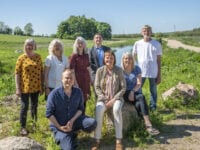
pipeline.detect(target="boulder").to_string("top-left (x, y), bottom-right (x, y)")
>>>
top-left (105, 102), bottom-right (138, 134)
top-left (0, 136), bottom-right (45, 150)
top-left (162, 82), bottom-right (198, 104)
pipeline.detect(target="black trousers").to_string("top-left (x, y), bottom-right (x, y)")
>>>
top-left (20, 92), bottom-right (39, 128)
top-left (123, 90), bottom-right (149, 116)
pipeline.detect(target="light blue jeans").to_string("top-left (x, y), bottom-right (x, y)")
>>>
top-left (94, 100), bottom-right (123, 140)
top-left (142, 78), bottom-right (157, 110)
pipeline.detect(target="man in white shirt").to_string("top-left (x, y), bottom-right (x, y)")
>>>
top-left (132, 25), bottom-right (162, 111)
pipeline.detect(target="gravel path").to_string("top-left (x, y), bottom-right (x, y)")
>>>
top-left (164, 39), bottom-right (200, 52)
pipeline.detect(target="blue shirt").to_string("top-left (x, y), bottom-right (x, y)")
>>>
top-left (46, 86), bottom-right (84, 129)
top-left (96, 47), bottom-right (104, 67)
top-left (123, 65), bottom-right (142, 93)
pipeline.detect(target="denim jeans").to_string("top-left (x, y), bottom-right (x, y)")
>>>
top-left (94, 100), bottom-right (123, 140)
top-left (20, 92), bottom-right (39, 128)
top-left (52, 115), bottom-right (96, 150)
top-left (142, 78), bottom-right (157, 110)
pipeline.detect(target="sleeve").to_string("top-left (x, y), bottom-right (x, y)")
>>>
top-left (46, 92), bottom-right (55, 118)
top-left (94, 68), bottom-right (108, 102)
top-left (132, 42), bottom-right (137, 54)
top-left (86, 54), bottom-right (90, 67)
top-left (69, 54), bottom-right (76, 69)
top-left (45, 56), bottom-right (51, 67)
top-left (157, 42), bottom-right (162, 56)
top-left (15, 56), bottom-right (22, 74)
top-left (113, 68), bottom-right (126, 101)
top-left (136, 66), bottom-right (142, 75)
top-left (78, 90), bottom-right (84, 112)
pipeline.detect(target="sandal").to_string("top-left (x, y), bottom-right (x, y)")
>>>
top-left (146, 126), bottom-right (160, 135)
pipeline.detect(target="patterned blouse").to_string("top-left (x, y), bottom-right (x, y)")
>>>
top-left (15, 53), bottom-right (43, 93)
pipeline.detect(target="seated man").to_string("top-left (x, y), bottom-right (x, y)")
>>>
top-left (46, 69), bottom-right (97, 150)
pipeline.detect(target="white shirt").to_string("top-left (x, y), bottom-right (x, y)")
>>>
top-left (132, 39), bottom-right (162, 78)
top-left (45, 55), bottom-right (68, 88)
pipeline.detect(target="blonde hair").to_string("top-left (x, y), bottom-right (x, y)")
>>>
top-left (48, 39), bottom-right (64, 55)
top-left (23, 39), bottom-right (36, 51)
top-left (73, 36), bottom-right (88, 54)
top-left (121, 52), bottom-right (135, 70)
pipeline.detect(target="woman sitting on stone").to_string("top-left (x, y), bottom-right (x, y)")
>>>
top-left (121, 52), bottom-right (159, 135)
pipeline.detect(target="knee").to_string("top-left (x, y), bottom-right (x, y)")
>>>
top-left (85, 119), bottom-right (97, 133)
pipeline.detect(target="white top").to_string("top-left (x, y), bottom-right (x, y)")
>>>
top-left (45, 55), bottom-right (68, 88)
top-left (132, 39), bottom-right (162, 78)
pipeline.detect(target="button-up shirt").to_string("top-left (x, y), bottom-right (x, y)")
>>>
top-left (46, 86), bottom-right (84, 129)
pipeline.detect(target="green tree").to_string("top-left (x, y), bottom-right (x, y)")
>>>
top-left (14, 26), bottom-right (24, 35)
top-left (96, 22), bottom-right (112, 39)
top-left (57, 15), bottom-right (111, 39)
top-left (0, 22), bottom-right (12, 34)
top-left (24, 23), bottom-right (34, 36)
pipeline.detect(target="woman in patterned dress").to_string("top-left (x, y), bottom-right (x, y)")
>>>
top-left (15, 39), bottom-right (43, 135)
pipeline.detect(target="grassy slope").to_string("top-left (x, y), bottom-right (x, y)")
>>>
top-left (0, 34), bottom-right (200, 149)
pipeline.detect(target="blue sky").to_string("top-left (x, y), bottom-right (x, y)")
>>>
top-left (1, 0), bottom-right (200, 35)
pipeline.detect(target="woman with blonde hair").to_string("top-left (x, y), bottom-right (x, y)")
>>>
top-left (121, 52), bottom-right (159, 135)
top-left (44, 39), bottom-right (68, 99)
top-left (69, 36), bottom-right (92, 111)
top-left (15, 39), bottom-right (43, 135)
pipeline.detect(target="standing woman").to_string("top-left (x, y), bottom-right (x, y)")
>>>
top-left (70, 36), bottom-right (91, 110)
top-left (92, 50), bottom-right (126, 150)
top-left (15, 39), bottom-right (43, 135)
top-left (44, 39), bottom-right (68, 99)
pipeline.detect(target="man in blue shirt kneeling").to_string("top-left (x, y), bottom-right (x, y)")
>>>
top-left (46, 69), bottom-right (97, 150)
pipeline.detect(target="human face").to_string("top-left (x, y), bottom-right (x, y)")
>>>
top-left (104, 52), bottom-right (114, 69)
top-left (62, 71), bottom-right (74, 89)
top-left (141, 28), bottom-right (152, 41)
top-left (25, 43), bottom-right (34, 55)
top-left (77, 40), bottom-right (84, 54)
top-left (94, 34), bottom-right (102, 47)
top-left (123, 55), bottom-right (133, 68)
top-left (53, 43), bottom-right (62, 57)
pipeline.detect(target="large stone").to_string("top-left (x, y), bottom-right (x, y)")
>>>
top-left (0, 136), bottom-right (45, 150)
top-left (105, 102), bottom-right (138, 134)
top-left (162, 82), bottom-right (198, 104)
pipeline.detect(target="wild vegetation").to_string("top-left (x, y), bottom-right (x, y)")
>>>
top-left (0, 34), bottom-right (200, 149)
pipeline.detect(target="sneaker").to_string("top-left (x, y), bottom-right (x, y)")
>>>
top-left (116, 142), bottom-right (123, 150)
top-left (20, 128), bottom-right (28, 136)
top-left (91, 141), bottom-right (100, 150)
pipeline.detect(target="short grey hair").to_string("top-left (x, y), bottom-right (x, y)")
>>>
top-left (141, 25), bottom-right (152, 32)
top-left (24, 39), bottom-right (36, 51)
top-left (48, 39), bottom-right (64, 55)
top-left (73, 36), bottom-right (88, 54)
top-left (121, 52), bottom-right (134, 70)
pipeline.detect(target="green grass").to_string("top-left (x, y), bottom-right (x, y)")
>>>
top-left (0, 34), bottom-right (200, 149)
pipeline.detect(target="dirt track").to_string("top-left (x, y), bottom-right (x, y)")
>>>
top-left (164, 39), bottom-right (200, 52)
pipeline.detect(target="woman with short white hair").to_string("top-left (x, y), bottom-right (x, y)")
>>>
top-left (44, 39), bottom-right (68, 99)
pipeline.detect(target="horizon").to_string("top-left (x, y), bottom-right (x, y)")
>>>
top-left (1, 0), bottom-right (200, 35)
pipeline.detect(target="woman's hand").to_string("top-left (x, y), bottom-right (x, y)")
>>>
top-left (105, 98), bottom-right (115, 109)
top-left (16, 88), bottom-right (21, 97)
top-left (128, 91), bottom-right (134, 101)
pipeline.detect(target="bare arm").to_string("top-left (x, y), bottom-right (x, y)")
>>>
top-left (44, 66), bottom-right (50, 95)
top-left (156, 55), bottom-right (161, 85)
top-left (133, 74), bottom-right (142, 92)
top-left (15, 74), bottom-right (21, 96)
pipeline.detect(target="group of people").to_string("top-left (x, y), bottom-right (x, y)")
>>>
top-left (15, 25), bottom-right (162, 150)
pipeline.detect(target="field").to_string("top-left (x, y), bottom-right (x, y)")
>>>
top-left (0, 34), bottom-right (200, 149)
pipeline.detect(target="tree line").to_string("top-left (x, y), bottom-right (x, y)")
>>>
top-left (0, 15), bottom-right (112, 39)
top-left (0, 22), bottom-right (34, 36)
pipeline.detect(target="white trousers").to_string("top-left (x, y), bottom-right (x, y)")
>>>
top-left (94, 100), bottom-right (123, 139)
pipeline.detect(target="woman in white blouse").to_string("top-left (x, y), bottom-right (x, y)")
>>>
top-left (44, 39), bottom-right (68, 99)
